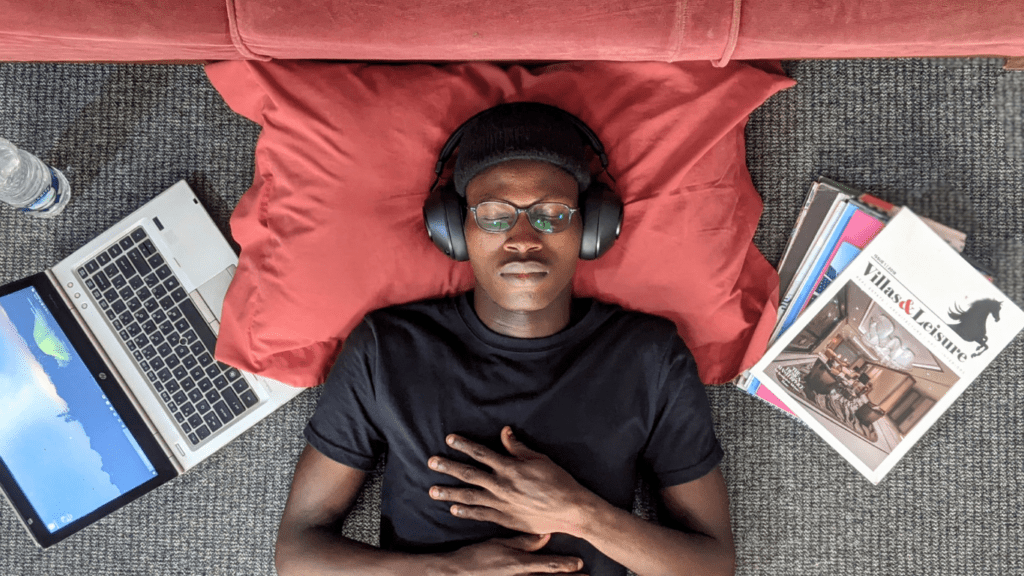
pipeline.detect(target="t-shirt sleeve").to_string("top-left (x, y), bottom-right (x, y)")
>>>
top-left (303, 319), bottom-right (387, 471)
top-left (640, 332), bottom-right (724, 488)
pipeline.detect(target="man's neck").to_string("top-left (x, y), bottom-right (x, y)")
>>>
top-left (473, 287), bottom-right (573, 339)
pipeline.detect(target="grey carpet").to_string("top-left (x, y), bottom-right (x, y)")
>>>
top-left (0, 59), bottom-right (1021, 575)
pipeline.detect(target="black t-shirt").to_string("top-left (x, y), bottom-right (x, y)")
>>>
top-left (305, 292), bottom-right (723, 576)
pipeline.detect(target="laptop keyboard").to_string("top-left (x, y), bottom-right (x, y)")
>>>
top-left (75, 226), bottom-right (259, 447)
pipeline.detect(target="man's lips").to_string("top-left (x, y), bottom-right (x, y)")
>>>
top-left (499, 261), bottom-right (549, 275)
top-left (499, 261), bottom-right (549, 283)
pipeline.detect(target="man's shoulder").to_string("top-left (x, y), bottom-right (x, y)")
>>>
top-left (591, 299), bottom-right (679, 339)
top-left (363, 294), bottom-right (463, 330)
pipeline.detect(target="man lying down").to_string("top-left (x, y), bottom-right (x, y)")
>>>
top-left (274, 102), bottom-right (735, 576)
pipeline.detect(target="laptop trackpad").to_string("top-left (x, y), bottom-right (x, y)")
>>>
top-left (195, 265), bottom-right (235, 322)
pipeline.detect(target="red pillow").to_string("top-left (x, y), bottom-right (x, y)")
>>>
top-left (204, 60), bottom-right (793, 387)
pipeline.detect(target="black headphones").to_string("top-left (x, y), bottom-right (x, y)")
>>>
top-left (422, 104), bottom-right (623, 262)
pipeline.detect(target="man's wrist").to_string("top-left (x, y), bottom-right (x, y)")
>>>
top-left (563, 488), bottom-right (616, 541)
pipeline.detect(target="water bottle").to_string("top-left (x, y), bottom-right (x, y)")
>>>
top-left (0, 137), bottom-right (71, 218)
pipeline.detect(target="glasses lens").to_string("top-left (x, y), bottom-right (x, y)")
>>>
top-left (474, 202), bottom-right (517, 232)
top-left (527, 203), bottom-right (573, 233)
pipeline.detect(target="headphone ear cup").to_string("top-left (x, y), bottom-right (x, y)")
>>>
top-left (423, 183), bottom-right (469, 261)
top-left (578, 182), bottom-right (624, 260)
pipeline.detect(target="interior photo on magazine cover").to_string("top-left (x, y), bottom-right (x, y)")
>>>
top-left (759, 280), bottom-right (959, 473)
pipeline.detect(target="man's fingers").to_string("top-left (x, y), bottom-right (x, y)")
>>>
top-left (499, 425), bottom-right (539, 459)
top-left (444, 433), bottom-right (510, 470)
top-left (490, 532), bottom-right (550, 552)
top-left (429, 485), bottom-right (501, 509)
top-left (521, 554), bottom-right (586, 574)
top-left (428, 457), bottom-right (500, 490)
top-left (447, 503), bottom-right (514, 528)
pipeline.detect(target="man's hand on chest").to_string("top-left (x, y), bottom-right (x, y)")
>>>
top-left (427, 426), bottom-right (601, 539)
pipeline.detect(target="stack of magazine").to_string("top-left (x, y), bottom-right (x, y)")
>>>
top-left (739, 178), bottom-right (1024, 483)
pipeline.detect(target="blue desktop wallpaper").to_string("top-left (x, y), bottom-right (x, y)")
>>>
top-left (0, 286), bottom-right (156, 533)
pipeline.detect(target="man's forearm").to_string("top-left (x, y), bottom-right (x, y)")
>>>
top-left (571, 496), bottom-right (735, 576)
top-left (275, 526), bottom-right (446, 576)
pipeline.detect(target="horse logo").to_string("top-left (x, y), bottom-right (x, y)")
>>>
top-left (947, 298), bottom-right (1002, 358)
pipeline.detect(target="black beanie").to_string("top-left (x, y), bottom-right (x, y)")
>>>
top-left (452, 102), bottom-right (591, 197)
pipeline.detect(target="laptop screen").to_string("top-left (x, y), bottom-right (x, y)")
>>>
top-left (0, 284), bottom-right (160, 535)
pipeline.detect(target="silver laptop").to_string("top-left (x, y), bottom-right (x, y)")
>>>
top-left (0, 180), bottom-right (303, 548)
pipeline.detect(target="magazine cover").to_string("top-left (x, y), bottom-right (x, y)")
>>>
top-left (749, 209), bottom-right (1024, 483)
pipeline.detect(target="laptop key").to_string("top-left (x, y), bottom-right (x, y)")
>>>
top-left (190, 366), bottom-right (205, 381)
top-left (104, 262), bottom-right (119, 277)
top-left (222, 388), bottom-right (246, 416)
top-left (181, 402), bottom-right (196, 417)
top-left (147, 253), bottom-right (164, 268)
top-left (196, 425), bottom-right (211, 440)
top-left (213, 376), bottom-right (228, 390)
top-left (205, 389), bottom-right (220, 403)
top-left (105, 309), bottom-right (117, 321)
top-left (164, 276), bottom-right (180, 291)
top-left (127, 297), bottom-right (142, 312)
top-left (165, 379), bottom-right (180, 393)
top-left (119, 236), bottom-right (135, 250)
top-left (205, 364), bottom-right (220, 378)
top-left (149, 331), bottom-right (164, 345)
top-left (126, 340), bottom-right (137, 351)
top-left (204, 411), bottom-right (223, 432)
top-left (188, 433), bottom-right (199, 445)
top-left (130, 227), bottom-right (147, 242)
top-left (155, 265), bottom-right (172, 280)
top-left (166, 332), bottom-right (180, 346)
top-left (182, 355), bottom-right (197, 370)
top-left (232, 379), bottom-right (249, 394)
top-left (213, 401), bottom-right (234, 423)
top-left (240, 390), bottom-right (259, 408)
top-left (115, 256), bottom-right (135, 278)
top-left (142, 346), bottom-right (156, 359)
top-left (188, 389), bottom-right (203, 403)
top-left (111, 274), bottom-right (127, 289)
top-left (167, 401), bottom-right (178, 412)
top-left (129, 275), bottom-right (144, 290)
top-left (180, 377), bottom-right (196, 390)
top-left (85, 259), bottom-right (100, 273)
top-left (173, 411), bottom-right (185, 424)
top-left (172, 391), bottom-right (187, 405)
top-left (94, 272), bottom-right (111, 291)
top-left (111, 300), bottom-right (127, 314)
top-left (99, 299), bottom-right (109, 310)
top-left (128, 248), bottom-right (152, 277)
top-left (165, 356), bottom-right (180, 369)
top-left (197, 377), bottom-right (213, 392)
top-left (144, 298), bottom-right (159, 313)
top-left (159, 321), bottom-right (175, 335)
top-left (182, 422), bottom-right (192, 433)
top-left (139, 239), bottom-right (155, 256)
top-left (120, 311), bottom-right (134, 326)
top-left (160, 391), bottom-right (171, 402)
top-left (86, 279), bottom-right (96, 290)
top-left (196, 399), bottom-right (210, 414)
top-left (139, 360), bottom-right (150, 372)
top-left (157, 368), bottom-right (172, 381)
top-left (149, 357), bottom-right (165, 370)
top-left (78, 267), bottom-right (88, 278)
top-left (172, 365), bottom-right (188, 380)
top-left (144, 272), bottom-right (160, 288)
top-left (188, 414), bottom-right (203, 428)
top-left (97, 252), bottom-right (111, 265)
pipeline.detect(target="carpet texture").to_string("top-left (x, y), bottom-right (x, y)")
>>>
top-left (0, 59), bottom-right (1021, 575)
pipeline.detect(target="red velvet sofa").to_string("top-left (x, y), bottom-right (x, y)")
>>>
top-left (2, 0), bottom-right (1022, 63)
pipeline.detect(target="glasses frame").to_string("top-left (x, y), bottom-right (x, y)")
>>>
top-left (468, 200), bottom-right (580, 234)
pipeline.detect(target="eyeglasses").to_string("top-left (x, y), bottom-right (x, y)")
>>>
top-left (469, 201), bottom-right (579, 234)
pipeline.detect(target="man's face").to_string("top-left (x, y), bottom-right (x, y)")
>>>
top-left (464, 159), bottom-right (582, 313)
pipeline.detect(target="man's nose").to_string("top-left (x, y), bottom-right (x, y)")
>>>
top-left (503, 215), bottom-right (543, 252)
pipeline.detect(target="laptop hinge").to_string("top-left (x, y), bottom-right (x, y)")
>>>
top-left (45, 270), bottom-right (187, 475)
